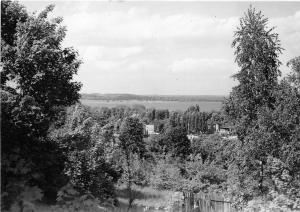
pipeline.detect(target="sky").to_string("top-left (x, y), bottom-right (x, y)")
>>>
top-left (21, 1), bottom-right (300, 95)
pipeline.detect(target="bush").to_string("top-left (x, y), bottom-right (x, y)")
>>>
top-left (53, 183), bottom-right (112, 212)
top-left (51, 104), bottom-right (121, 201)
top-left (150, 157), bottom-right (183, 190)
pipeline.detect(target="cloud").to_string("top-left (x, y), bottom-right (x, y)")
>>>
top-left (83, 46), bottom-right (143, 61)
top-left (168, 58), bottom-right (234, 74)
top-left (52, 2), bottom-right (300, 95)
top-left (269, 10), bottom-right (300, 75)
top-left (81, 48), bottom-right (158, 74)
top-left (63, 8), bottom-right (239, 46)
top-left (271, 10), bottom-right (300, 43)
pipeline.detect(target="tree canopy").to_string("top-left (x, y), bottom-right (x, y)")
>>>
top-left (225, 6), bottom-right (282, 140)
top-left (1, 1), bottom-right (82, 209)
top-left (223, 7), bottom-right (300, 209)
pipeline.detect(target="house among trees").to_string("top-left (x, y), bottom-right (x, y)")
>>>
top-left (187, 134), bottom-right (200, 141)
top-left (144, 124), bottom-right (158, 135)
top-left (214, 123), bottom-right (233, 135)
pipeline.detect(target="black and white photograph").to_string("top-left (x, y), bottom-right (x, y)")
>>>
top-left (1, 0), bottom-right (300, 211)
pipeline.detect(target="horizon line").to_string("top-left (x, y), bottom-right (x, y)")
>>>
top-left (80, 93), bottom-right (228, 96)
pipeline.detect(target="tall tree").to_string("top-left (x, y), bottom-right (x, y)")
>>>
top-left (225, 6), bottom-right (282, 140)
top-left (118, 117), bottom-right (145, 211)
top-left (1, 1), bottom-right (82, 209)
top-left (1, 3), bottom-right (81, 116)
top-left (224, 6), bottom-right (283, 203)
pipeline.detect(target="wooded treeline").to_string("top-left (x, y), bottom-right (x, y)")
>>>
top-left (94, 104), bottom-right (223, 135)
top-left (1, 1), bottom-right (300, 212)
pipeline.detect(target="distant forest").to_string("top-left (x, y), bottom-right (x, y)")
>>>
top-left (81, 93), bottom-right (226, 102)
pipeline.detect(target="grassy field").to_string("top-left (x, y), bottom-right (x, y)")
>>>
top-left (81, 99), bottom-right (222, 112)
top-left (114, 185), bottom-right (183, 212)
top-left (33, 186), bottom-right (182, 212)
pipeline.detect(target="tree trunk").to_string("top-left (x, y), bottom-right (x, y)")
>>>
top-left (126, 152), bottom-right (133, 212)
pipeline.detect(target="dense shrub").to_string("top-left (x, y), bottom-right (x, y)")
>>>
top-left (50, 104), bottom-right (121, 201)
top-left (150, 157), bottom-right (183, 191)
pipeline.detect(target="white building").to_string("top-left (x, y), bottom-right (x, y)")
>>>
top-left (214, 123), bottom-right (232, 135)
top-left (187, 134), bottom-right (200, 141)
top-left (145, 124), bottom-right (155, 135)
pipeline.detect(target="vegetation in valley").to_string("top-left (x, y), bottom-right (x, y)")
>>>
top-left (80, 99), bottom-right (223, 112)
top-left (1, 1), bottom-right (300, 212)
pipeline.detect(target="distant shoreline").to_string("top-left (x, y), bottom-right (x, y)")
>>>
top-left (81, 93), bottom-right (226, 102)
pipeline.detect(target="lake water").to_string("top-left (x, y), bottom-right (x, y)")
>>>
top-left (81, 99), bottom-right (223, 112)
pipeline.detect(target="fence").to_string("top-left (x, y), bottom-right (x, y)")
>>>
top-left (182, 191), bottom-right (234, 212)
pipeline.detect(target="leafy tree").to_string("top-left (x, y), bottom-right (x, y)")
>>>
top-left (287, 56), bottom-right (300, 89)
top-left (184, 155), bottom-right (226, 194)
top-left (119, 117), bottom-right (146, 158)
top-left (223, 6), bottom-right (283, 204)
top-left (167, 108), bottom-right (212, 134)
top-left (1, 0), bottom-right (28, 46)
top-left (224, 7), bottom-right (300, 208)
top-left (1, 4), bottom-right (81, 116)
top-left (150, 156), bottom-right (184, 191)
top-left (118, 117), bottom-right (145, 210)
top-left (163, 126), bottom-right (191, 159)
top-left (186, 104), bottom-right (200, 113)
top-left (235, 79), bottom-right (300, 210)
top-left (225, 6), bottom-right (282, 140)
top-left (260, 75), bottom-right (300, 209)
top-left (1, 1), bottom-right (82, 209)
top-left (145, 134), bottom-right (166, 155)
top-left (50, 104), bottom-right (121, 202)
